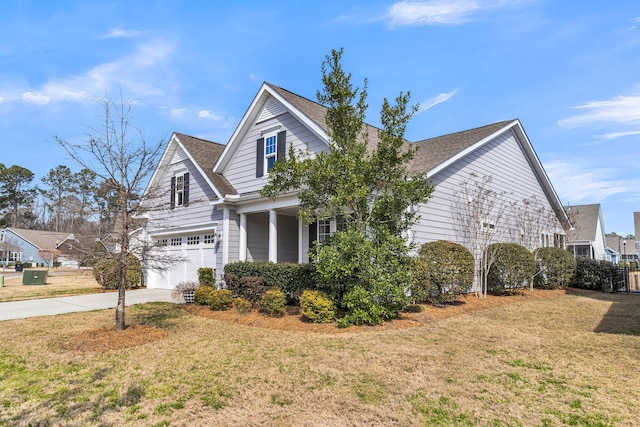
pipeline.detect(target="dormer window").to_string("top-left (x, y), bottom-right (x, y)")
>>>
top-left (170, 172), bottom-right (189, 208)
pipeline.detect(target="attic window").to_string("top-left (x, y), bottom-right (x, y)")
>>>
top-left (170, 173), bottom-right (190, 208)
top-left (256, 131), bottom-right (286, 177)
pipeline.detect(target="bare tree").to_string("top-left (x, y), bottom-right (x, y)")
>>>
top-left (453, 172), bottom-right (511, 298)
top-left (511, 195), bottom-right (561, 290)
top-left (56, 93), bottom-right (165, 331)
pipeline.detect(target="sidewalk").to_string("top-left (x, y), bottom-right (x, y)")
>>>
top-left (0, 289), bottom-right (175, 322)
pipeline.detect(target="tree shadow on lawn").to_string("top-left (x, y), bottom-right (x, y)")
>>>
top-left (568, 288), bottom-right (640, 335)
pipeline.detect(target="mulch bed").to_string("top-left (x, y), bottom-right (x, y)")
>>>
top-left (63, 324), bottom-right (167, 352)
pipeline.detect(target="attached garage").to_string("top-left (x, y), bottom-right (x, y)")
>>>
top-left (145, 231), bottom-right (219, 289)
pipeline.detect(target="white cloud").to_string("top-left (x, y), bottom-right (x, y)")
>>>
top-left (386, 0), bottom-right (524, 26)
top-left (595, 130), bottom-right (640, 140)
top-left (170, 108), bottom-right (188, 119)
top-left (557, 94), bottom-right (640, 128)
top-left (544, 160), bottom-right (640, 204)
top-left (198, 110), bottom-right (223, 120)
top-left (103, 28), bottom-right (142, 39)
top-left (19, 38), bottom-right (175, 105)
top-left (417, 89), bottom-right (458, 114)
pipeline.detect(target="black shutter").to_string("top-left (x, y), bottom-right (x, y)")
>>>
top-left (183, 173), bottom-right (190, 206)
top-left (256, 137), bottom-right (264, 178)
top-left (276, 130), bottom-right (286, 162)
top-left (170, 176), bottom-right (176, 209)
top-left (309, 221), bottom-right (317, 248)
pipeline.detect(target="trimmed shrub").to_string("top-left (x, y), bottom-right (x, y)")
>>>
top-left (171, 281), bottom-right (200, 303)
top-left (417, 240), bottom-right (475, 304)
top-left (209, 289), bottom-right (233, 311)
top-left (233, 297), bottom-right (252, 315)
top-left (224, 261), bottom-right (316, 303)
top-left (197, 267), bottom-right (216, 287)
top-left (225, 274), bottom-right (269, 305)
top-left (260, 289), bottom-right (286, 317)
top-left (409, 257), bottom-right (434, 304)
top-left (534, 247), bottom-right (577, 289)
top-left (193, 285), bottom-right (214, 305)
top-left (300, 290), bottom-right (335, 323)
top-left (337, 285), bottom-right (386, 327)
top-left (571, 258), bottom-right (619, 292)
top-left (93, 256), bottom-right (142, 290)
top-left (487, 243), bottom-right (535, 294)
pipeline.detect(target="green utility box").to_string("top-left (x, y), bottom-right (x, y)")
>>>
top-left (23, 270), bottom-right (47, 285)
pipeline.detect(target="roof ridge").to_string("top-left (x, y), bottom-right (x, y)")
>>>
top-left (414, 120), bottom-right (516, 144)
top-left (174, 132), bottom-right (225, 147)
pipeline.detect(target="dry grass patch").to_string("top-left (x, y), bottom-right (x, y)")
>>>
top-left (0, 268), bottom-right (102, 302)
top-left (1, 290), bottom-right (639, 426)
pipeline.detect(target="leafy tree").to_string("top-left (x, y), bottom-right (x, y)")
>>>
top-left (40, 165), bottom-right (73, 232)
top-left (0, 164), bottom-right (37, 228)
top-left (262, 48), bottom-right (434, 325)
top-left (56, 94), bottom-right (165, 331)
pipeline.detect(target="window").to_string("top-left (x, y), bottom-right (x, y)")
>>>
top-left (170, 173), bottom-right (189, 208)
top-left (265, 135), bottom-right (277, 173)
top-left (204, 234), bottom-right (216, 244)
top-left (9, 252), bottom-right (20, 262)
top-left (482, 222), bottom-right (495, 232)
top-left (157, 239), bottom-right (168, 247)
top-left (170, 237), bottom-right (182, 246)
top-left (187, 236), bottom-right (200, 245)
top-left (318, 219), bottom-right (332, 243)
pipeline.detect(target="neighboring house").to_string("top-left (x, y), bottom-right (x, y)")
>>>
top-left (0, 228), bottom-right (86, 267)
top-left (141, 82), bottom-right (569, 290)
top-left (565, 204), bottom-right (607, 260)
top-left (605, 234), bottom-right (638, 265)
top-left (635, 212), bottom-right (640, 262)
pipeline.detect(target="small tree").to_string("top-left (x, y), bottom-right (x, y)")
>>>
top-left (262, 48), bottom-right (433, 325)
top-left (0, 164), bottom-right (37, 228)
top-left (452, 172), bottom-right (511, 298)
top-left (56, 93), bottom-right (166, 331)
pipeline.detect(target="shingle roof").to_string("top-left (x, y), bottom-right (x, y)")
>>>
top-left (565, 204), bottom-right (601, 242)
top-left (174, 133), bottom-right (237, 196)
top-left (409, 121), bottom-right (514, 173)
top-left (606, 235), bottom-right (622, 253)
top-left (6, 228), bottom-right (78, 249)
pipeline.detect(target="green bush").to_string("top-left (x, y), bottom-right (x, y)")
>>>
top-left (409, 257), bottom-right (433, 304)
top-left (571, 258), bottom-right (619, 292)
top-left (417, 240), bottom-right (474, 304)
top-left (487, 243), bottom-right (535, 294)
top-left (193, 285), bottom-right (214, 305)
top-left (534, 247), bottom-right (577, 289)
top-left (197, 267), bottom-right (216, 287)
top-left (224, 261), bottom-right (316, 303)
top-left (300, 290), bottom-right (335, 323)
top-left (225, 274), bottom-right (270, 304)
top-left (93, 256), bottom-right (142, 290)
top-left (260, 289), bottom-right (286, 317)
top-left (233, 297), bottom-right (253, 315)
top-left (210, 289), bottom-right (234, 311)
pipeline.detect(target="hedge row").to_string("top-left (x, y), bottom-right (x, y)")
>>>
top-left (570, 257), bottom-right (619, 292)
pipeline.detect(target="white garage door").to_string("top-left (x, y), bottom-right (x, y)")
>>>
top-left (146, 233), bottom-right (217, 289)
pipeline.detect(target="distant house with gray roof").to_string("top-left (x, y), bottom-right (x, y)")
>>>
top-left (139, 82), bottom-right (570, 290)
top-left (565, 204), bottom-right (607, 260)
top-left (0, 228), bottom-right (87, 267)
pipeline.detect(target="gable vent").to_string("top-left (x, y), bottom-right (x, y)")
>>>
top-left (171, 146), bottom-right (188, 164)
top-left (257, 99), bottom-right (286, 123)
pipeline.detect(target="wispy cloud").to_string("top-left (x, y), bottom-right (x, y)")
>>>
top-left (102, 28), bottom-right (142, 39)
top-left (198, 110), bottom-right (223, 120)
top-left (386, 0), bottom-right (525, 26)
top-left (545, 160), bottom-right (640, 203)
top-left (557, 94), bottom-right (640, 128)
top-left (595, 130), bottom-right (640, 140)
top-left (417, 89), bottom-right (458, 114)
top-left (20, 38), bottom-right (175, 105)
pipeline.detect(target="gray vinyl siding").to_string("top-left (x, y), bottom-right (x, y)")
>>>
top-left (226, 209), bottom-right (240, 266)
top-left (277, 214), bottom-right (298, 263)
top-left (247, 212), bottom-right (269, 261)
top-left (224, 110), bottom-right (327, 195)
top-left (147, 157), bottom-right (220, 231)
top-left (411, 129), bottom-right (563, 249)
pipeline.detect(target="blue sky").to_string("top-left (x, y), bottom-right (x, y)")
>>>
top-left (1, 0), bottom-right (639, 235)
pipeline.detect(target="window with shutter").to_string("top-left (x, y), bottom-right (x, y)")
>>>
top-left (171, 172), bottom-right (190, 208)
top-left (257, 130), bottom-right (286, 177)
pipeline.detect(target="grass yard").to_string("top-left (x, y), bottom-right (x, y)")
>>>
top-left (1, 289), bottom-right (639, 426)
top-left (0, 268), bottom-right (103, 302)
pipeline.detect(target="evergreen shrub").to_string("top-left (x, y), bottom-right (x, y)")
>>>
top-left (534, 247), bottom-right (577, 289)
top-left (417, 240), bottom-right (474, 304)
top-left (209, 289), bottom-right (233, 311)
top-left (487, 243), bottom-right (535, 294)
top-left (260, 289), bottom-right (286, 317)
top-left (93, 256), bottom-right (142, 290)
top-left (299, 290), bottom-right (335, 323)
top-left (233, 297), bottom-right (252, 315)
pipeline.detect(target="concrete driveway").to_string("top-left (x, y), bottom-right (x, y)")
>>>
top-left (0, 289), bottom-right (176, 322)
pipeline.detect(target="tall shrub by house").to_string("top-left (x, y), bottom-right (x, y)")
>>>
top-left (93, 256), bottom-right (142, 290)
top-left (487, 243), bottom-right (535, 293)
top-left (570, 258), bottom-right (619, 292)
top-left (417, 240), bottom-right (475, 304)
top-left (534, 247), bottom-right (577, 289)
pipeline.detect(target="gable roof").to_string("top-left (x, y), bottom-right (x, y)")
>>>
top-left (606, 234), bottom-right (622, 254)
top-left (565, 204), bottom-right (603, 242)
top-left (4, 228), bottom-right (78, 250)
top-left (174, 133), bottom-right (236, 196)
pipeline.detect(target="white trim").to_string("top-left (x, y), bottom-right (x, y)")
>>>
top-left (222, 208), bottom-right (230, 266)
top-left (148, 222), bottom-right (218, 237)
top-left (298, 217), bottom-right (304, 263)
top-left (236, 194), bottom-right (300, 214)
top-left (269, 209), bottom-right (277, 263)
top-left (239, 213), bottom-right (247, 262)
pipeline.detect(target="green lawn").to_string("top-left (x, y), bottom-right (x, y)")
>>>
top-left (1, 291), bottom-right (639, 426)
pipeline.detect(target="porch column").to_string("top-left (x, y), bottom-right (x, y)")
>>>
top-left (269, 210), bottom-right (277, 263)
top-left (239, 213), bottom-right (247, 261)
top-left (298, 216), bottom-right (304, 263)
